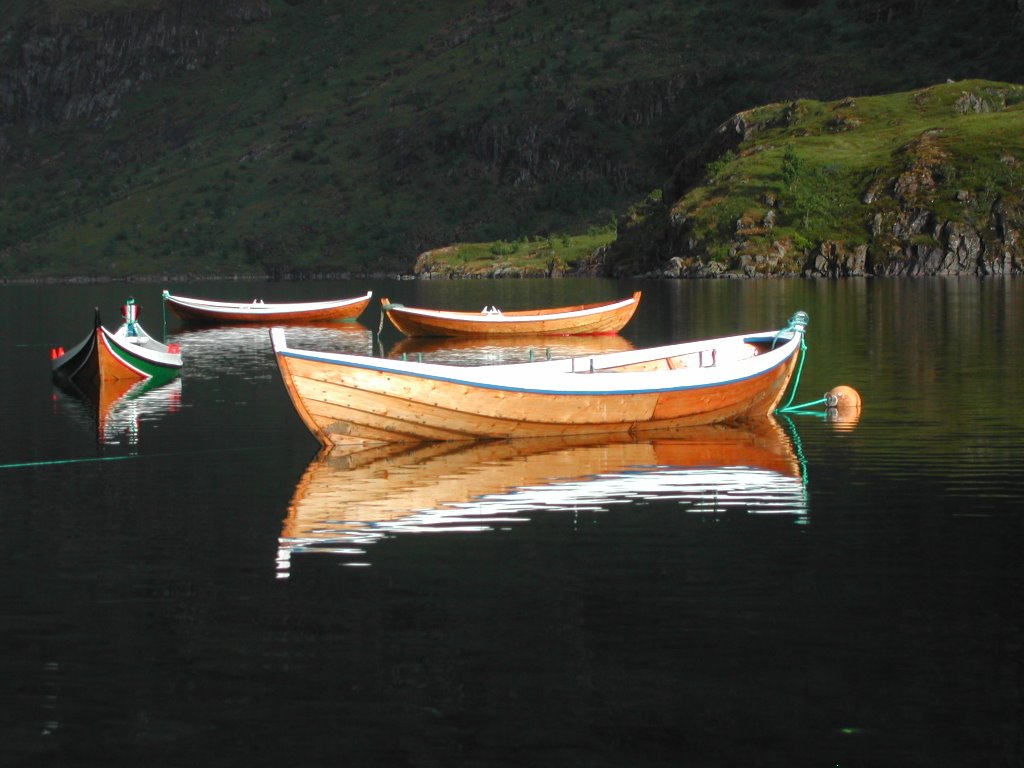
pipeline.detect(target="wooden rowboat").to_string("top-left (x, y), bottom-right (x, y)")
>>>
top-left (270, 311), bottom-right (809, 447)
top-left (276, 419), bottom-right (805, 570)
top-left (380, 291), bottom-right (641, 336)
top-left (162, 290), bottom-right (372, 323)
top-left (51, 300), bottom-right (182, 390)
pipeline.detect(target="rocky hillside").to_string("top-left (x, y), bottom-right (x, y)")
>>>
top-left (1, 1), bottom-right (1023, 279)
top-left (602, 80), bottom-right (1024, 278)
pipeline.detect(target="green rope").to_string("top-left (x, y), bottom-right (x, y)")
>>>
top-left (0, 445), bottom-right (274, 472)
top-left (773, 313), bottom-right (845, 418)
top-left (778, 406), bottom-right (827, 419)
top-left (775, 336), bottom-right (807, 413)
top-left (774, 311), bottom-right (813, 415)
top-left (777, 413), bottom-right (811, 491)
top-left (1, 454), bottom-right (142, 470)
top-left (782, 396), bottom-right (829, 410)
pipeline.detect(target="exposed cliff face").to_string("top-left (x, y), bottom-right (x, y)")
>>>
top-left (805, 207), bottom-right (1022, 278)
top-left (0, 2), bottom-right (269, 142)
top-left (607, 188), bottom-right (1024, 281)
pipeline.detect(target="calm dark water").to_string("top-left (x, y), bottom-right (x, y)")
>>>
top-left (1, 277), bottom-right (1021, 767)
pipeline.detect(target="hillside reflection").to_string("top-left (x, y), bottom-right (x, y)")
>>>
top-left (277, 417), bottom-right (806, 576)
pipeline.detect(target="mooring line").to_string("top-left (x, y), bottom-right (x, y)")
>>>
top-left (0, 444), bottom-right (276, 471)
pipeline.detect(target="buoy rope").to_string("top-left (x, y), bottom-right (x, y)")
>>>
top-left (776, 406), bottom-right (827, 418)
top-left (777, 413), bottom-right (811, 490)
top-left (774, 313), bottom-right (856, 418)
top-left (0, 454), bottom-right (152, 470)
top-left (775, 344), bottom-right (829, 414)
top-left (0, 445), bottom-right (273, 472)
top-left (774, 312), bottom-right (821, 415)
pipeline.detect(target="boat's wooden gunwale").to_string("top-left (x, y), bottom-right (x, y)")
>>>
top-left (164, 291), bottom-right (372, 323)
top-left (388, 293), bottom-right (637, 321)
top-left (382, 291), bottom-right (640, 337)
top-left (277, 331), bottom-right (794, 396)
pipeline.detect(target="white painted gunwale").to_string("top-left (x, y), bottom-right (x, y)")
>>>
top-left (104, 323), bottom-right (182, 368)
top-left (165, 291), bottom-right (372, 316)
top-left (385, 295), bottom-right (637, 324)
top-left (270, 327), bottom-right (801, 396)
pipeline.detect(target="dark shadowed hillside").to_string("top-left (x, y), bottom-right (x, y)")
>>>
top-left (1, 0), bottom-right (1022, 279)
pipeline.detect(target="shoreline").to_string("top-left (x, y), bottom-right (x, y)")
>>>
top-left (5, 270), bottom-right (1020, 285)
top-left (0, 270), bottom-right (417, 286)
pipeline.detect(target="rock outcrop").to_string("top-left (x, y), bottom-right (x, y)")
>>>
top-left (613, 196), bottom-right (1024, 280)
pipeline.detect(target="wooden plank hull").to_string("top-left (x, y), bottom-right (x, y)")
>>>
top-left (381, 291), bottom-right (641, 337)
top-left (271, 314), bottom-right (807, 447)
top-left (163, 291), bottom-right (371, 323)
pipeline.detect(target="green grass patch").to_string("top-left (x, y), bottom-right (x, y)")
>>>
top-left (423, 228), bottom-right (616, 275)
top-left (654, 79), bottom-right (1024, 265)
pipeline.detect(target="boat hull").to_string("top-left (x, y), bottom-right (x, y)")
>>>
top-left (381, 291), bottom-right (640, 337)
top-left (53, 317), bottom-right (182, 388)
top-left (164, 291), bottom-right (371, 323)
top-left (98, 326), bottom-right (181, 382)
top-left (272, 319), bottom-right (805, 447)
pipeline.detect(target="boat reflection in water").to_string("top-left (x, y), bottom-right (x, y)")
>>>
top-left (388, 333), bottom-right (633, 366)
top-left (53, 376), bottom-right (182, 448)
top-left (174, 322), bottom-right (374, 380)
top-left (278, 417), bottom-right (806, 576)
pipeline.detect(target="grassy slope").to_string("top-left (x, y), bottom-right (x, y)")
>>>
top-left (663, 80), bottom-right (1024, 269)
top-left (1, 0), bottom-right (1023, 279)
top-left (413, 228), bottom-right (618, 277)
